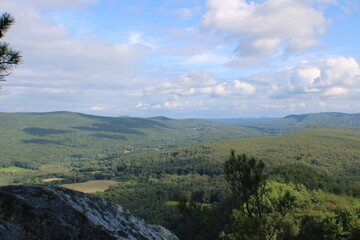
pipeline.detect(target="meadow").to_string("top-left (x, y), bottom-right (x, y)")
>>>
top-left (61, 180), bottom-right (120, 193)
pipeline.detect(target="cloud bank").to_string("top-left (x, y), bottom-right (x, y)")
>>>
top-left (0, 0), bottom-right (359, 117)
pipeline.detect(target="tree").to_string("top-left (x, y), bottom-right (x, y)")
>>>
top-left (224, 150), bottom-right (267, 217)
top-left (222, 151), bottom-right (297, 240)
top-left (178, 150), bottom-right (297, 240)
top-left (0, 12), bottom-right (21, 83)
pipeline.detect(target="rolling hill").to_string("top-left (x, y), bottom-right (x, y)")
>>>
top-left (240, 112), bottom-right (360, 134)
top-left (0, 111), bottom-right (263, 184)
top-left (2, 111), bottom-right (360, 186)
top-left (111, 125), bottom-right (360, 177)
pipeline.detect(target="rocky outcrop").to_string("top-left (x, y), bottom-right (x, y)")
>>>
top-left (0, 184), bottom-right (179, 240)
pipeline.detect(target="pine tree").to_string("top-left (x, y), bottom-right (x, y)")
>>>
top-left (0, 12), bottom-right (21, 83)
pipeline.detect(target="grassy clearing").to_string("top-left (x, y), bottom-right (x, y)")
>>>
top-left (0, 166), bottom-right (30, 173)
top-left (42, 178), bottom-right (64, 183)
top-left (61, 180), bottom-right (120, 193)
top-left (165, 201), bottom-right (179, 206)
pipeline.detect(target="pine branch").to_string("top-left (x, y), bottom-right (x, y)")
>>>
top-left (0, 12), bottom-right (15, 38)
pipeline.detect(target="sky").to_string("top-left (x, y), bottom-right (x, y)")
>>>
top-left (0, 0), bottom-right (360, 118)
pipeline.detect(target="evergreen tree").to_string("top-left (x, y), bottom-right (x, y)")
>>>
top-left (0, 12), bottom-right (21, 83)
top-left (222, 151), bottom-right (296, 240)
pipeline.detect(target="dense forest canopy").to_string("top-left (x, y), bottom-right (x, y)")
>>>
top-left (0, 112), bottom-right (359, 239)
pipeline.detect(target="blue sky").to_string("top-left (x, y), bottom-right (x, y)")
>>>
top-left (1, 0), bottom-right (360, 118)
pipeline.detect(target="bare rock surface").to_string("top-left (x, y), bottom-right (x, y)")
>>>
top-left (0, 184), bottom-right (179, 240)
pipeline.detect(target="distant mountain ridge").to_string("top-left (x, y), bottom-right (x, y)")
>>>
top-left (207, 117), bottom-right (278, 124)
top-left (0, 111), bottom-right (263, 185)
top-left (240, 112), bottom-right (360, 134)
top-left (282, 112), bottom-right (360, 123)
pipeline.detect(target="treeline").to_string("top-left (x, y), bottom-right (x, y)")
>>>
top-left (96, 174), bottom-right (229, 237)
top-left (97, 160), bottom-right (360, 239)
top-left (108, 146), bottom-right (360, 197)
top-left (270, 164), bottom-right (360, 196)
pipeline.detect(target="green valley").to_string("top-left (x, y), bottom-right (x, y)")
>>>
top-left (0, 111), bottom-right (263, 184)
top-left (1, 111), bottom-right (360, 240)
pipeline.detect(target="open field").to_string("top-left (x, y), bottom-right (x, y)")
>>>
top-left (0, 166), bottom-right (30, 173)
top-left (61, 180), bottom-right (120, 193)
top-left (42, 178), bottom-right (64, 183)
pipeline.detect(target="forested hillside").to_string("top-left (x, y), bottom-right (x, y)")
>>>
top-left (0, 111), bottom-right (263, 184)
top-left (241, 112), bottom-right (360, 134)
top-left (1, 112), bottom-right (360, 239)
top-left (110, 125), bottom-right (360, 178)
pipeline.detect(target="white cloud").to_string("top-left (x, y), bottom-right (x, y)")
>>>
top-left (267, 56), bottom-right (360, 99)
top-left (143, 71), bottom-right (256, 97)
top-left (290, 66), bottom-right (322, 93)
top-left (225, 56), bottom-right (270, 69)
top-left (289, 102), bottom-right (306, 110)
top-left (319, 101), bottom-right (327, 107)
top-left (285, 38), bottom-right (321, 53)
top-left (234, 80), bottom-right (256, 95)
top-left (1, 1), bottom-right (152, 91)
top-left (236, 37), bottom-right (282, 56)
top-left (163, 99), bottom-right (206, 110)
top-left (136, 102), bottom-right (144, 108)
top-left (0, 0), bottom-right (358, 118)
top-left (201, 0), bottom-right (332, 56)
top-left (289, 57), bottom-right (360, 94)
top-left (320, 57), bottom-right (360, 86)
top-left (128, 32), bottom-right (157, 49)
top-left (90, 104), bottom-right (105, 111)
top-left (257, 104), bottom-right (285, 110)
top-left (323, 87), bottom-right (348, 96)
top-left (129, 32), bottom-right (144, 45)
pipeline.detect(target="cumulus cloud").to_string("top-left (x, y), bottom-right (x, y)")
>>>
top-left (290, 57), bottom-right (360, 95)
top-left (163, 100), bottom-right (206, 110)
top-left (143, 71), bottom-right (256, 97)
top-left (201, 0), bottom-right (332, 56)
top-left (270, 56), bottom-right (360, 98)
top-left (1, 0), bottom-right (152, 90)
top-left (322, 87), bottom-right (348, 96)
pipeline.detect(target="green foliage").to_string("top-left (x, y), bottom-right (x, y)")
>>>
top-left (113, 126), bottom-right (360, 183)
top-left (0, 12), bottom-right (21, 82)
top-left (178, 195), bottom-right (222, 240)
top-left (0, 111), bottom-right (359, 239)
top-left (224, 151), bottom-right (267, 214)
top-left (0, 112), bottom-right (262, 185)
top-left (0, 166), bottom-right (29, 173)
top-left (175, 152), bottom-right (360, 240)
top-left (221, 152), bottom-right (297, 240)
top-left (270, 164), bottom-right (360, 196)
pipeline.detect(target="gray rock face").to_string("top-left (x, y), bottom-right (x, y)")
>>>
top-left (0, 184), bottom-right (179, 240)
